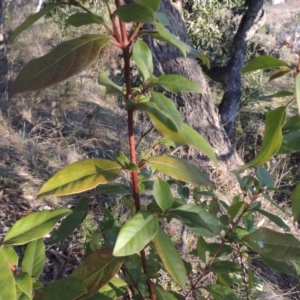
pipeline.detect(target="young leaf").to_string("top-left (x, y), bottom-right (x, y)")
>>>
top-left (22, 239), bottom-right (45, 278)
top-left (292, 184), bottom-right (300, 221)
top-left (136, 0), bottom-right (161, 12)
top-left (132, 40), bottom-right (153, 81)
top-left (98, 73), bottom-right (123, 95)
top-left (238, 106), bottom-right (286, 171)
top-left (52, 198), bottom-right (89, 243)
top-left (242, 55), bottom-right (290, 74)
top-left (149, 155), bottom-right (212, 186)
top-left (14, 272), bottom-right (33, 298)
top-left (9, 35), bottom-right (110, 99)
top-left (206, 284), bottom-right (242, 300)
top-left (0, 248), bottom-right (16, 300)
top-left (210, 261), bottom-right (242, 274)
top-left (2, 246), bottom-right (18, 266)
top-left (66, 12), bottom-right (105, 27)
top-left (38, 159), bottom-right (122, 198)
top-left (10, 3), bottom-right (61, 40)
top-left (153, 178), bottom-right (174, 212)
top-left (269, 66), bottom-right (292, 80)
top-left (71, 248), bottom-right (123, 299)
top-left (114, 3), bottom-right (155, 23)
top-left (4, 208), bottom-right (71, 245)
top-left (169, 204), bottom-right (222, 237)
top-left (242, 228), bottom-right (300, 261)
top-left (257, 209), bottom-right (290, 231)
top-left (113, 211), bottom-right (159, 256)
top-left (42, 277), bottom-right (87, 300)
top-left (296, 73), bottom-right (300, 117)
top-left (256, 165), bottom-right (274, 188)
top-left (152, 228), bottom-right (186, 289)
top-left (155, 74), bottom-right (202, 93)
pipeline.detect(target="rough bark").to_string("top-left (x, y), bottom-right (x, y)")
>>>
top-left (205, 0), bottom-right (265, 136)
top-left (0, 0), bottom-right (8, 96)
top-left (144, 0), bottom-right (243, 172)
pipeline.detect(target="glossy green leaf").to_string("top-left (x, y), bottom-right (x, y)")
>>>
top-left (4, 208), bottom-right (71, 245)
top-left (206, 284), bottom-right (241, 300)
top-left (133, 40), bottom-right (153, 81)
top-left (259, 90), bottom-right (294, 100)
top-left (257, 209), bottom-right (289, 231)
top-left (210, 261), bottom-right (242, 274)
top-left (242, 228), bottom-right (300, 261)
top-left (153, 178), bottom-right (174, 212)
top-left (256, 165), bottom-right (274, 188)
top-left (71, 248), bottom-right (123, 299)
top-left (152, 228), bottom-right (186, 289)
top-left (136, 0), bottom-right (160, 12)
top-left (242, 55), bottom-right (290, 74)
top-left (98, 73), bottom-right (123, 95)
top-left (278, 130), bottom-right (300, 154)
top-left (153, 284), bottom-right (179, 300)
top-left (14, 272), bottom-right (32, 298)
top-left (156, 74), bottom-right (202, 93)
top-left (95, 182), bottom-right (131, 195)
top-left (91, 278), bottom-right (127, 299)
top-left (9, 35), bottom-right (110, 99)
top-left (0, 248), bottom-right (16, 300)
top-left (196, 236), bottom-right (210, 263)
top-left (10, 3), bottom-right (61, 40)
top-left (38, 159), bottom-right (122, 198)
top-left (22, 239), bottom-right (45, 278)
top-left (269, 66), bottom-right (292, 80)
top-left (113, 211), bottom-right (158, 256)
top-left (239, 106), bottom-right (286, 171)
top-left (66, 12), bottom-right (105, 27)
top-left (42, 277), bottom-right (87, 300)
top-left (52, 198), bottom-right (89, 243)
top-left (154, 12), bottom-right (170, 26)
top-left (169, 204), bottom-right (222, 237)
top-left (261, 256), bottom-right (295, 276)
top-left (149, 155), bottom-right (212, 186)
top-left (296, 73), bottom-right (300, 117)
top-left (2, 246), bottom-right (18, 266)
top-left (114, 3), bottom-right (155, 23)
top-left (227, 201), bottom-right (244, 220)
top-left (152, 91), bottom-right (183, 130)
top-left (292, 184), bottom-right (300, 221)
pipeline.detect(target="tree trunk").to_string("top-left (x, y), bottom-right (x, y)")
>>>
top-left (0, 0), bottom-right (8, 96)
top-left (145, 0), bottom-right (243, 173)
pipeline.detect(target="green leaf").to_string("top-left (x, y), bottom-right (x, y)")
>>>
top-left (261, 256), bottom-right (295, 276)
top-left (227, 201), bottom-right (244, 220)
top-left (0, 248), bottom-right (16, 300)
top-left (71, 248), bottom-right (123, 299)
top-left (242, 55), bottom-right (290, 74)
top-left (242, 228), bottom-right (300, 261)
top-left (151, 91), bottom-right (183, 130)
top-left (98, 73), bottom-right (123, 95)
top-left (42, 277), bottom-right (87, 300)
top-left (136, 0), bottom-right (160, 12)
top-left (238, 107), bottom-right (286, 171)
top-left (196, 236), bottom-right (210, 263)
top-left (206, 284), bottom-right (242, 300)
top-left (114, 3), bottom-right (155, 23)
top-left (152, 228), bottom-right (186, 289)
top-left (292, 184), bottom-right (300, 221)
top-left (256, 166), bottom-right (274, 188)
top-left (10, 3), bottom-right (61, 40)
top-left (153, 178), bottom-right (174, 212)
top-left (153, 23), bottom-right (187, 57)
top-left (95, 182), bottom-right (131, 195)
top-left (22, 239), bottom-right (45, 278)
top-left (169, 204), bottom-right (222, 237)
top-left (113, 211), bottom-right (158, 256)
top-left (282, 115), bottom-right (300, 132)
top-left (14, 272), bottom-right (32, 298)
top-left (38, 159), bottom-right (122, 198)
top-left (132, 40), bottom-right (153, 81)
top-left (278, 130), bottom-right (300, 154)
top-left (4, 208), bottom-right (71, 245)
top-left (153, 284), bottom-right (179, 300)
top-left (257, 209), bottom-right (290, 231)
top-left (269, 66), bottom-right (292, 80)
top-left (66, 12), bottom-right (105, 27)
top-left (154, 12), bottom-right (170, 26)
top-left (296, 73), bottom-right (300, 117)
top-left (2, 246), bottom-right (18, 266)
top-left (9, 35), bottom-right (110, 99)
top-left (156, 74), bottom-right (202, 93)
top-left (210, 261), bottom-right (242, 274)
top-left (52, 198), bottom-right (89, 243)
top-left (149, 155), bottom-right (212, 186)
top-left (259, 90), bottom-right (294, 100)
